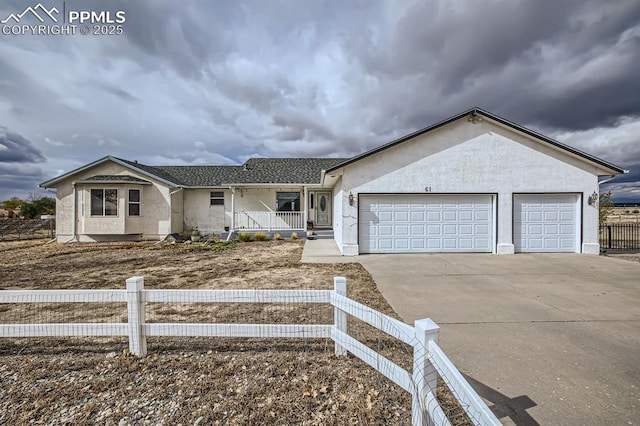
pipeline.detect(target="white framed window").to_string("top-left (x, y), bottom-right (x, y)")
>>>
top-left (210, 191), bottom-right (224, 206)
top-left (276, 192), bottom-right (300, 212)
top-left (91, 189), bottom-right (118, 216)
top-left (128, 189), bottom-right (140, 216)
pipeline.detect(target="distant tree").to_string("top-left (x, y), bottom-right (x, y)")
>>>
top-left (598, 191), bottom-right (614, 225)
top-left (1, 196), bottom-right (24, 210)
top-left (1, 196), bottom-right (25, 218)
top-left (20, 197), bottom-right (56, 219)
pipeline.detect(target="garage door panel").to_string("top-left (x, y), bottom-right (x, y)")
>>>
top-left (411, 211), bottom-right (425, 221)
top-left (410, 224), bottom-right (426, 235)
top-left (378, 225), bottom-right (393, 236)
top-left (459, 224), bottom-right (473, 235)
top-left (459, 238), bottom-right (473, 249)
top-left (560, 211), bottom-right (573, 221)
top-left (459, 210), bottom-right (473, 221)
top-left (475, 210), bottom-right (489, 221)
top-left (427, 224), bottom-right (441, 234)
top-left (514, 194), bottom-right (577, 253)
top-left (443, 211), bottom-right (457, 221)
top-left (360, 194), bottom-right (493, 253)
top-left (427, 211), bottom-right (441, 221)
top-left (443, 224), bottom-right (457, 235)
top-left (395, 212), bottom-right (409, 222)
top-left (395, 225), bottom-right (409, 235)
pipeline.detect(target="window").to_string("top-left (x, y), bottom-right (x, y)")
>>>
top-left (276, 192), bottom-right (300, 212)
top-left (309, 193), bottom-right (315, 209)
top-left (210, 191), bottom-right (224, 206)
top-left (91, 189), bottom-right (118, 216)
top-left (128, 189), bottom-right (140, 216)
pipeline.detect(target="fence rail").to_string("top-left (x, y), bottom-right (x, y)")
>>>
top-left (0, 276), bottom-right (499, 426)
top-left (0, 218), bottom-right (55, 240)
top-left (600, 224), bottom-right (640, 252)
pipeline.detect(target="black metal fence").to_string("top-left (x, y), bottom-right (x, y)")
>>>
top-left (0, 219), bottom-right (55, 241)
top-left (599, 224), bottom-right (640, 252)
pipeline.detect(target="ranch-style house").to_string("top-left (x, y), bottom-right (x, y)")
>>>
top-left (40, 108), bottom-right (626, 255)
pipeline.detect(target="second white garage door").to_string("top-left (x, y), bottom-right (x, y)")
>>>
top-left (359, 194), bottom-right (493, 253)
top-left (514, 194), bottom-right (579, 253)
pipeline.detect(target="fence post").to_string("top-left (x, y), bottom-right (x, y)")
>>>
top-left (333, 276), bottom-right (348, 356)
top-left (412, 318), bottom-right (440, 426)
top-left (126, 276), bottom-right (147, 357)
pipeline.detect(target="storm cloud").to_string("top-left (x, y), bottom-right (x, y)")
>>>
top-left (0, 0), bottom-right (638, 200)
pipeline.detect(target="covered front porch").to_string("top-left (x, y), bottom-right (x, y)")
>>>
top-left (228, 186), bottom-right (333, 233)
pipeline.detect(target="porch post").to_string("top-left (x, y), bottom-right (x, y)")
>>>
top-left (303, 186), bottom-right (308, 230)
top-left (230, 187), bottom-right (235, 231)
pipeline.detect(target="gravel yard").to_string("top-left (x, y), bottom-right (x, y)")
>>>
top-left (0, 240), bottom-right (469, 425)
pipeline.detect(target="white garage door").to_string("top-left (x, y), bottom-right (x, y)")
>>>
top-left (514, 194), bottom-right (578, 253)
top-left (359, 194), bottom-right (493, 253)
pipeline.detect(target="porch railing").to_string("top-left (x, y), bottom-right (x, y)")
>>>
top-left (234, 211), bottom-right (304, 231)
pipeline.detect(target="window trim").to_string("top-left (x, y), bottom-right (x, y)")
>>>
top-left (210, 191), bottom-right (224, 206)
top-left (128, 189), bottom-right (141, 217)
top-left (90, 188), bottom-right (118, 217)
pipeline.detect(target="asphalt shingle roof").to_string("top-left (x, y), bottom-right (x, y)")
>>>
top-left (117, 158), bottom-right (348, 187)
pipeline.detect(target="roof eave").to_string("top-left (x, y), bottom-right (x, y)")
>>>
top-left (40, 156), bottom-right (182, 188)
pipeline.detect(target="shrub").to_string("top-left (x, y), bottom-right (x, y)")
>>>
top-left (254, 232), bottom-right (268, 241)
top-left (633, 210), bottom-right (640, 214)
top-left (273, 233), bottom-right (282, 240)
top-left (238, 232), bottom-right (251, 242)
top-left (291, 232), bottom-right (298, 240)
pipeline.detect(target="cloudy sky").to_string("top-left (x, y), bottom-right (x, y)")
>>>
top-left (0, 0), bottom-right (639, 201)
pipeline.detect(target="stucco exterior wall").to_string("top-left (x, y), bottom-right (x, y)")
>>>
top-left (183, 189), bottom-right (227, 233)
top-left (53, 161), bottom-right (174, 242)
top-left (334, 119), bottom-right (602, 255)
top-left (182, 187), bottom-right (305, 233)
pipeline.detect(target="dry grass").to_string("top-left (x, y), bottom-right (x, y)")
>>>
top-left (0, 240), bottom-right (471, 425)
top-left (606, 207), bottom-right (640, 224)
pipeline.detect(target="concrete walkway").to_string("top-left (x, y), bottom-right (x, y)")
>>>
top-left (301, 232), bottom-right (358, 263)
top-left (358, 253), bottom-right (640, 425)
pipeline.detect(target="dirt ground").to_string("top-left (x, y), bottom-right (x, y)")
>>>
top-left (0, 240), bottom-right (469, 425)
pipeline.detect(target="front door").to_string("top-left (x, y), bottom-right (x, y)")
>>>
top-left (315, 192), bottom-right (332, 227)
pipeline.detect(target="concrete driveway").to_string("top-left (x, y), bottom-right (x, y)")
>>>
top-left (358, 254), bottom-right (640, 425)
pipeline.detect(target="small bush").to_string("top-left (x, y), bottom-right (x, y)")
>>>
top-left (254, 232), bottom-right (268, 241)
top-left (238, 232), bottom-right (251, 242)
top-left (291, 232), bottom-right (298, 240)
top-left (273, 233), bottom-right (282, 240)
top-left (633, 210), bottom-right (640, 214)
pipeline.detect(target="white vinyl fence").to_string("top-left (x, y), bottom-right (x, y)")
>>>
top-left (0, 276), bottom-right (499, 426)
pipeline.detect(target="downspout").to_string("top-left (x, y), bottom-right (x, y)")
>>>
top-left (303, 186), bottom-right (309, 231)
top-left (597, 176), bottom-right (617, 186)
top-left (227, 187), bottom-right (235, 241)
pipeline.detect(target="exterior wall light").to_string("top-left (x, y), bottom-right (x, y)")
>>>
top-left (348, 192), bottom-right (354, 206)
top-left (588, 191), bottom-right (598, 206)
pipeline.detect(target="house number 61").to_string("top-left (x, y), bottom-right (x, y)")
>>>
top-left (425, 186), bottom-right (432, 192)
